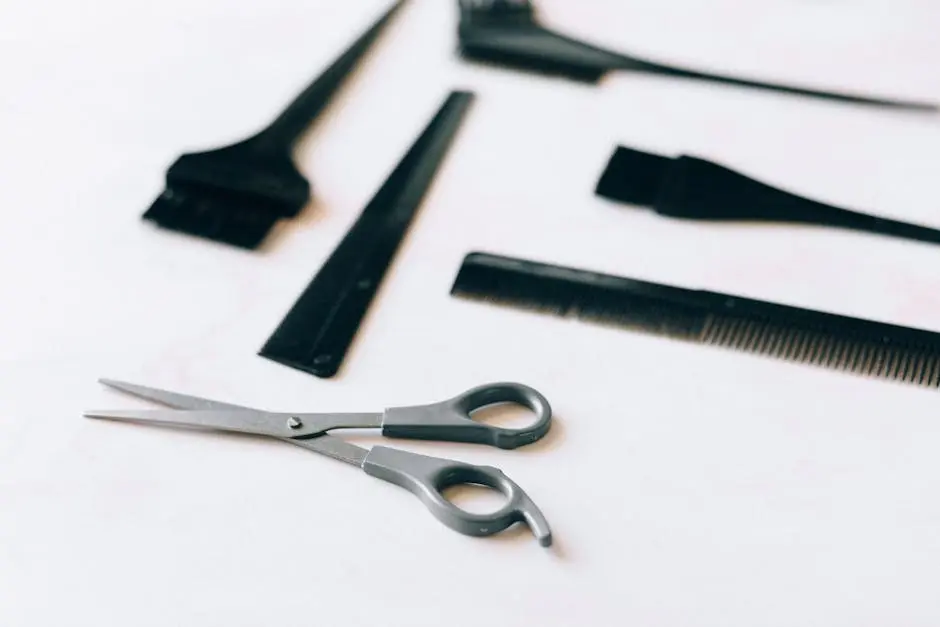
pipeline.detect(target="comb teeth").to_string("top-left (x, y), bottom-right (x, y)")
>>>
top-left (450, 252), bottom-right (940, 391)
top-left (700, 315), bottom-right (940, 387)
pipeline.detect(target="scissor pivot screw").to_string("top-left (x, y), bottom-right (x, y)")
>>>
top-left (287, 417), bottom-right (304, 430)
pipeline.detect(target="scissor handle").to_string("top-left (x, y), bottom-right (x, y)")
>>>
top-left (362, 445), bottom-right (552, 547)
top-left (381, 382), bottom-right (552, 450)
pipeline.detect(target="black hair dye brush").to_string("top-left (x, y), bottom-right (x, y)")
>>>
top-left (456, 0), bottom-right (938, 113)
top-left (595, 145), bottom-right (940, 247)
top-left (143, 0), bottom-right (408, 250)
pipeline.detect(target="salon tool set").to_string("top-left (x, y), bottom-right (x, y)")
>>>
top-left (86, 0), bottom-right (940, 549)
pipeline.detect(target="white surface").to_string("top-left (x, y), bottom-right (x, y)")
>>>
top-left (3, 0), bottom-right (940, 624)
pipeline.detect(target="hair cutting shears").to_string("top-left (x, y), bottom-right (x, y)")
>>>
top-left (84, 379), bottom-right (554, 546)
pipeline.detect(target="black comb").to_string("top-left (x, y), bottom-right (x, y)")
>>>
top-left (259, 90), bottom-right (476, 378)
top-left (456, 0), bottom-right (938, 113)
top-left (143, 0), bottom-right (408, 250)
top-left (450, 251), bottom-right (940, 388)
top-left (595, 145), bottom-right (940, 247)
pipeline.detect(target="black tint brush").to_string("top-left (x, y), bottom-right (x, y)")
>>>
top-left (457, 0), bottom-right (938, 113)
top-left (595, 145), bottom-right (940, 247)
top-left (143, 0), bottom-right (408, 250)
top-left (451, 252), bottom-right (940, 389)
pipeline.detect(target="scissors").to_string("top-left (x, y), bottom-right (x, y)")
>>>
top-left (84, 379), bottom-right (554, 547)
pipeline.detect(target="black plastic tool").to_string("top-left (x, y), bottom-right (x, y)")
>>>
top-left (451, 251), bottom-right (940, 389)
top-left (595, 145), bottom-right (940, 246)
top-left (143, 0), bottom-right (408, 250)
top-left (457, 0), bottom-right (938, 112)
top-left (259, 90), bottom-right (476, 378)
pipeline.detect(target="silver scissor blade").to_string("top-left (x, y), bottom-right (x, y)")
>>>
top-left (287, 434), bottom-right (369, 467)
top-left (83, 409), bottom-right (296, 438)
top-left (98, 379), bottom-right (256, 411)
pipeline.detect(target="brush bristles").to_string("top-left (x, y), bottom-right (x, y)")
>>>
top-left (143, 187), bottom-right (280, 250)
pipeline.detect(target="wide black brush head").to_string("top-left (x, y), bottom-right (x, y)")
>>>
top-left (144, 186), bottom-right (284, 250)
top-left (165, 141), bottom-right (311, 213)
top-left (594, 146), bottom-right (671, 208)
top-left (143, 139), bottom-right (311, 249)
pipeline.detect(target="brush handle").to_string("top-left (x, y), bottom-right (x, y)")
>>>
top-left (254, 1), bottom-right (406, 150)
top-left (615, 56), bottom-right (938, 112)
top-left (656, 155), bottom-right (940, 245)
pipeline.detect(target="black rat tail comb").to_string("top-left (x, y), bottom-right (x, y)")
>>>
top-left (456, 0), bottom-right (938, 113)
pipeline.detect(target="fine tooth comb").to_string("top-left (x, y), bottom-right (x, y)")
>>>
top-left (143, 0), bottom-right (408, 250)
top-left (595, 145), bottom-right (940, 247)
top-left (259, 90), bottom-right (476, 378)
top-left (450, 251), bottom-right (940, 388)
top-left (456, 0), bottom-right (939, 113)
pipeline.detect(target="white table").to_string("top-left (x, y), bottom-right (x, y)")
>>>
top-left (3, 1), bottom-right (940, 624)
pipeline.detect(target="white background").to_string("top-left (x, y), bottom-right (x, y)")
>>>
top-left (3, 0), bottom-right (940, 624)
